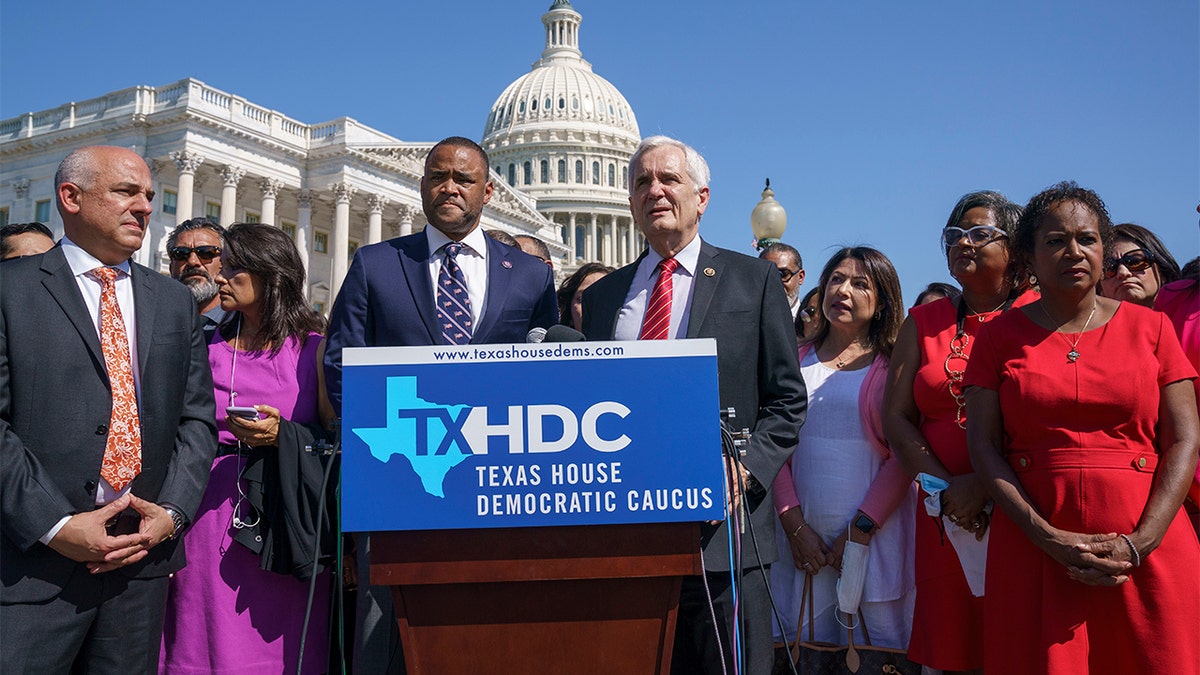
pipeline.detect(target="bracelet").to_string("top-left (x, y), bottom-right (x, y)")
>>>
top-left (1118, 533), bottom-right (1141, 567)
top-left (790, 522), bottom-right (808, 538)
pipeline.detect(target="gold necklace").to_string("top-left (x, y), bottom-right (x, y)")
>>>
top-left (962, 298), bottom-right (1007, 322)
top-left (1039, 300), bottom-right (1098, 363)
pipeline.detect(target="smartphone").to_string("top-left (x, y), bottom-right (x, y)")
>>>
top-left (226, 406), bottom-right (260, 420)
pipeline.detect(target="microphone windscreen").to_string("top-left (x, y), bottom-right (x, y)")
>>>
top-left (543, 324), bottom-right (586, 342)
top-left (526, 327), bottom-right (548, 343)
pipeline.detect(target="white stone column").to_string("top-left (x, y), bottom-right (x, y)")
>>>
top-left (586, 214), bottom-right (597, 262)
top-left (259, 178), bottom-right (283, 226)
top-left (219, 165), bottom-right (246, 226)
top-left (367, 194), bottom-right (388, 245)
top-left (604, 217), bottom-right (615, 266)
top-left (398, 204), bottom-right (417, 237)
top-left (12, 179), bottom-right (31, 222)
top-left (296, 190), bottom-right (313, 298)
top-left (566, 212), bottom-right (576, 262)
top-left (330, 182), bottom-right (357, 301)
top-left (169, 151), bottom-right (204, 225)
top-left (626, 217), bottom-right (637, 262)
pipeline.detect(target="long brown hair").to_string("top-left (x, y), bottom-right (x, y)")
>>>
top-left (806, 246), bottom-right (904, 358)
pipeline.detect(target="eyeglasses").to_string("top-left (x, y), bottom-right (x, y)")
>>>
top-left (168, 245), bottom-right (221, 262)
top-left (1103, 248), bottom-right (1155, 278)
top-left (942, 225), bottom-right (1007, 251)
top-left (800, 305), bottom-right (818, 322)
top-left (777, 267), bottom-right (800, 283)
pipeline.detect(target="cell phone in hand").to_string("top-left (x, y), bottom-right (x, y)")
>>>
top-left (226, 406), bottom-right (261, 420)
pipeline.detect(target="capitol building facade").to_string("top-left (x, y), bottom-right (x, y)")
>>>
top-left (0, 0), bottom-right (643, 313)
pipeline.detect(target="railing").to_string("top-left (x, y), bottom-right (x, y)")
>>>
top-left (0, 78), bottom-right (349, 148)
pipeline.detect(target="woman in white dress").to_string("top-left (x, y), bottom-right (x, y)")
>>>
top-left (771, 246), bottom-right (917, 649)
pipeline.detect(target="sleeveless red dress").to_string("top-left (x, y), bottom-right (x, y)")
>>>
top-left (965, 302), bottom-right (1199, 674)
top-left (906, 292), bottom-right (1034, 670)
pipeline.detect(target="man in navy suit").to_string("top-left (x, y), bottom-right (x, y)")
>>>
top-left (582, 136), bottom-right (807, 674)
top-left (0, 146), bottom-right (216, 672)
top-left (324, 135), bottom-right (557, 673)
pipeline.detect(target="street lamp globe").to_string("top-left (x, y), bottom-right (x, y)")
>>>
top-left (751, 178), bottom-right (787, 250)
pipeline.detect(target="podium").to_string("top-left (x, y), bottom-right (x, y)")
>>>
top-left (343, 341), bottom-right (724, 672)
top-left (369, 522), bottom-right (701, 673)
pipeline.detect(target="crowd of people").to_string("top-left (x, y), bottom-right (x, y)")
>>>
top-left (0, 138), bottom-right (1195, 675)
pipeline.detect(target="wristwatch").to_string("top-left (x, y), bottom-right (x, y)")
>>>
top-left (163, 506), bottom-right (187, 541)
top-left (853, 513), bottom-right (878, 535)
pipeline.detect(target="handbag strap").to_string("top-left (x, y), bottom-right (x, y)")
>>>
top-left (789, 572), bottom-right (817, 662)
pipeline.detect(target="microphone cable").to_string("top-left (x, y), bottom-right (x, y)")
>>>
top-left (720, 421), bottom-right (801, 675)
top-left (296, 420), bottom-right (341, 675)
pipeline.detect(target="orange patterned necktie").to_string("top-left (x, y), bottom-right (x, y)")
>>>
top-left (89, 267), bottom-right (141, 491)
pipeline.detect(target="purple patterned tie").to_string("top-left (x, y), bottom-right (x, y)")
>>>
top-left (437, 242), bottom-right (473, 345)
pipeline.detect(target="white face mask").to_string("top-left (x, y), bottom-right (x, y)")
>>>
top-left (837, 537), bottom-right (870, 615)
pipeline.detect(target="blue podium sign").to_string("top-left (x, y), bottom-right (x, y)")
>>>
top-left (341, 339), bottom-right (724, 532)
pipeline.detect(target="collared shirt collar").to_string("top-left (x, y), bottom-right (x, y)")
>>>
top-left (426, 224), bottom-right (489, 261)
top-left (61, 236), bottom-right (132, 279)
top-left (641, 234), bottom-right (702, 281)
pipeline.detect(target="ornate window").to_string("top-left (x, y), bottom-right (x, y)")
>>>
top-left (34, 200), bottom-right (50, 223)
top-left (205, 202), bottom-right (221, 222)
top-left (244, 211), bottom-right (260, 224)
top-left (557, 159), bottom-right (566, 183)
top-left (575, 160), bottom-right (583, 183)
top-left (558, 97), bottom-right (565, 110)
top-left (622, 166), bottom-right (628, 189)
top-left (592, 161), bottom-right (600, 185)
top-left (572, 97), bottom-right (579, 110)
top-left (531, 98), bottom-right (538, 112)
top-left (519, 100), bottom-right (526, 114)
top-left (314, 231), bottom-right (328, 254)
top-left (162, 190), bottom-right (178, 215)
top-left (281, 222), bottom-right (296, 238)
top-left (608, 164), bottom-right (616, 187)
top-left (544, 97), bottom-right (551, 111)
top-left (508, 164), bottom-right (516, 185)
top-left (523, 161), bottom-right (532, 185)
top-left (540, 160), bottom-right (549, 184)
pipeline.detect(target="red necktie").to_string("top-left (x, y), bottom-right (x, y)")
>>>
top-left (89, 267), bottom-right (142, 491)
top-left (639, 257), bottom-right (679, 340)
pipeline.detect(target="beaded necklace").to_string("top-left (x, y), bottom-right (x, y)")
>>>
top-left (945, 297), bottom-right (1013, 429)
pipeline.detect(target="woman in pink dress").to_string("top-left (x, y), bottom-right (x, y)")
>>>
top-left (161, 223), bottom-right (335, 675)
top-left (965, 182), bottom-right (1199, 674)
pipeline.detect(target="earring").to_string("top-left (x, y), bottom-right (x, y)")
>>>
top-left (1029, 274), bottom-right (1038, 287)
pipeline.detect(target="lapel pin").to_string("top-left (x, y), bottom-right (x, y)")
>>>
top-left (703, 267), bottom-right (716, 277)
top-left (502, 260), bottom-right (513, 269)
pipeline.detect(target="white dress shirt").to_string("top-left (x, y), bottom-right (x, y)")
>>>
top-left (613, 234), bottom-right (703, 341)
top-left (425, 225), bottom-right (489, 327)
top-left (41, 238), bottom-right (141, 542)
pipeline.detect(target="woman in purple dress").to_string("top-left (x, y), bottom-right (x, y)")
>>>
top-left (161, 223), bottom-right (334, 675)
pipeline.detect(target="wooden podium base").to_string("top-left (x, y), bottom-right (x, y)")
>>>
top-left (370, 522), bottom-right (702, 674)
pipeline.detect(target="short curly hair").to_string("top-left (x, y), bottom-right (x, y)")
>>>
top-left (1014, 181), bottom-right (1114, 268)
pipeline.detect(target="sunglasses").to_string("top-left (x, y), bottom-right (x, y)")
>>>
top-left (942, 225), bottom-right (1007, 251)
top-left (777, 267), bottom-right (800, 283)
top-left (1103, 248), bottom-right (1155, 278)
top-left (168, 245), bottom-right (221, 262)
top-left (800, 305), bottom-right (818, 322)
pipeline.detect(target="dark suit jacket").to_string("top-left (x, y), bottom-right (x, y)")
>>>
top-left (582, 239), bottom-right (807, 572)
top-left (324, 230), bottom-right (558, 411)
top-left (0, 246), bottom-right (217, 603)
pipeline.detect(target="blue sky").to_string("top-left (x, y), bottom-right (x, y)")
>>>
top-left (2, 0), bottom-right (1196, 303)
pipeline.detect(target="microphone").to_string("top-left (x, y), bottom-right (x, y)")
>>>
top-left (526, 327), bottom-right (548, 343)
top-left (543, 324), bottom-right (586, 343)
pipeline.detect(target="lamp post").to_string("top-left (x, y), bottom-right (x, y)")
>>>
top-left (750, 178), bottom-right (787, 251)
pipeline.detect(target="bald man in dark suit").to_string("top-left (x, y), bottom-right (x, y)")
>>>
top-left (0, 146), bottom-right (216, 673)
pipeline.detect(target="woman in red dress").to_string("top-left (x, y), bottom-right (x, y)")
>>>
top-left (884, 190), bottom-right (1033, 674)
top-left (964, 182), bottom-right (1199, 674)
